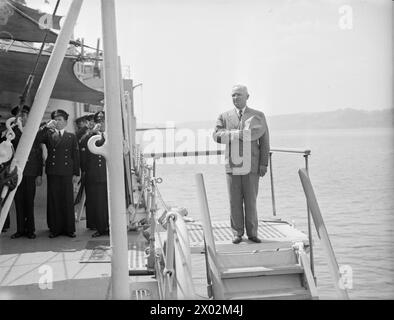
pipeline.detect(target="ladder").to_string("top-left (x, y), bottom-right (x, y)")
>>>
top-left (195, 173), bottom-right (318, 300)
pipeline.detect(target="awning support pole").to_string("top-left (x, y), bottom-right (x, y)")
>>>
top-left (100, 0), bottom-right (130, 300)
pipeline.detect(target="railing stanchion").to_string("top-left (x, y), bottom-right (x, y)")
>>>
top-left (304, 154), bottom-right (316, 283)
top-left (147, 167), bottom-right (155, 270)
top-left (269, 152), bottom-right (276, 217)
top-left (165, 218), bottom-right (175, 299)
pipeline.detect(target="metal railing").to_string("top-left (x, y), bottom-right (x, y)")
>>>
top-left (268, 148), bottom-right (314, 280)
top-left (298, 168), bottom-right (349, 299)
top-left (138, 146), bottom-right (352, 299)
top-left (142, 147), bottom-right (316, 281)
top-left (137, 157), bottom-right (195, 299)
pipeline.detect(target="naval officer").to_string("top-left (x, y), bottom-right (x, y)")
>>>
top-left (38, 109), bottom-right (80, 238)
top-left (9, 105), bottom-right (43, 239)
top-left (78, 113), bottom-right (97, 230)
top-left (75, 115), bottom-right (88, 143)
top-left (81, 111), bottom-right (109, 237)
top-left (213, 85), bottom-right (270, 244)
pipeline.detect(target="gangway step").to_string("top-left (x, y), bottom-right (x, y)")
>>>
top-left (225, 287), bottom-right (313, 300)
top-left (130, 280), bottom-right (160, 300)
top-left (129, 269), bottom-right (155, 276)
top-left (221, 264), bottom-right (303, 279)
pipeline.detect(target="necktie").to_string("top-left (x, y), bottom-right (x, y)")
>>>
top-left (54, 130), bottom-right (61, 143)
top-left (238, 110), bottom-right (243, 129)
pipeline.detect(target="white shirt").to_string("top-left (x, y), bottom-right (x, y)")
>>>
top-left (57, 129), bottom-right (65, 136)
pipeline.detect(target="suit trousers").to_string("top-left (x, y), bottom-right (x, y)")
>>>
top-left (226, 172), bottom-right (260, 238)
top-left (47, 175), bottom-right (75, 235)
top-left (84, 182), bottom-right (96, 229)
top-left (15, 175), bottom-right (36, 234)
top-left (85, 181), bottom-right (109, 234)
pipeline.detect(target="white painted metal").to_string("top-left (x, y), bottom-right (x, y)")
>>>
top-left (96, 0), bottom-right (130, 299)
top-left (170, 215), bottom-right (195, 299)
top-left (299, 168), bottom-right (349, 300)
top-left (195, 173), bottom-right (217, 256)
top-left (295, 243), bottom-right (319, 299)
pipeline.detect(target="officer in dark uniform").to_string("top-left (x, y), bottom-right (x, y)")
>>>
top-left (38, 109), bottom-right (80, 238)
top-left (81, 111), bottom-right (109, 237)
top-left (86, 114), bottom-right (95, 131)
top-left (78, 113), bottom-right (96, 230)
top-left (75, 115), bottom-right (88, 142)
top-left (8, 105), bottom-right (44, 239)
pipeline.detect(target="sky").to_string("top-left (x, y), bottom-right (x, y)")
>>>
top-left (26, 0), bottom-right (392, 123)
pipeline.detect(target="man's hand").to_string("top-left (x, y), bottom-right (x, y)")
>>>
top-left (46, 120), bottom-right (57, 130)
top-left (35, 176), bottom-right (42, 187)
top-left (92, 123), bottom-right (101, 133)
top-left (259, 165), bottom-right (267, 177)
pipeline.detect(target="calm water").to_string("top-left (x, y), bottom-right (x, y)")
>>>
top-left (141, 127), bottom-right (394, 299)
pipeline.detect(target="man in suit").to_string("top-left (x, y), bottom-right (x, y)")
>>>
top-left (8, 105), bottom-right (43, 239)
top-left (81, 111), bottom-right (109, 237)
top-left (213, 84), bottom-right (270, 244)
top-left (38, 109), bottom-right (80, 238)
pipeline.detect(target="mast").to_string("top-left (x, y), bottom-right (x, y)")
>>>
top-left (0, 0), bottom-right (83, 231)
top-left (99, 0), bottom-right (130, 299)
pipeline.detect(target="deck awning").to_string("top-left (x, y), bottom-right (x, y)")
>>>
top-left (0, 0), bottom-right (61, 43)
top-left (0, 50), bottom-right (104, 106)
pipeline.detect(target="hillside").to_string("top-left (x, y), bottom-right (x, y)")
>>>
top-left (140, 108), bottom-right (394, 131)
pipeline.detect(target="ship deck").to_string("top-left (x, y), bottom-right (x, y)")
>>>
top-left (155, 218), bottom-right (309, 300)
top-left (0, 185), bottom-right (309, 300)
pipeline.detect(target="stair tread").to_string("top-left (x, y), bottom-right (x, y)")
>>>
top-left (225, 287), bottom-right (312, 300)
top-left (221, 264), bottom-right (303, 278)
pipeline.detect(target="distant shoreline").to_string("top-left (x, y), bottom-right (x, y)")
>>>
top-left (139, 108), bottom-right (394, 131)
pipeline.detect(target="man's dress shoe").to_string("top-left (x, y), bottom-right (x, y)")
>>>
top-left (11, 232), bottom-right (24, 239)
top-left (232, 236), bottom-right (242, 244)
top-left (248, 236), bottom-right (262, 243)
top-left (91, 231), bottom-right (102, 238)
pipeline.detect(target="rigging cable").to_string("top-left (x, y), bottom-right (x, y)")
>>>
top-left (18, 0), bottom-right (61, 108)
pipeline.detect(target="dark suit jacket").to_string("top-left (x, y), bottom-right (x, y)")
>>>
top-left (213, 106), bottom-right (270, 174)
top-left (11, 128), bottom-right (43, 177)
top-left (80, 132), bottom-right (107, 183)
top-left (38, 128), bottom-right (80, 176)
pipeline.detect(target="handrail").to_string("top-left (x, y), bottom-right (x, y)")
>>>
top-left (150, 173), bottom-right (196, 300)
top-left (298, 168), bottom-right (349, 299)
top-left (142, 149), bottom-right (318, 300)
top-left (142, 147), bottom-right (311, 159)
top-left (143, 147), bottom-right (315, 280)
top-left (171, 217), bottom-right (196, 299)
top-left (268, 148), bottom-right (315, 281)
top-left (270, 148), bottom-right (311, 155)
top-left (195, 173), bottom-right (225, 299)
top-left (143, 150), bottom-right (224, 158)
top-left (161, 211), bottom-right (195, 299)
top-left (293, 242), bottom-right (319, 299)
